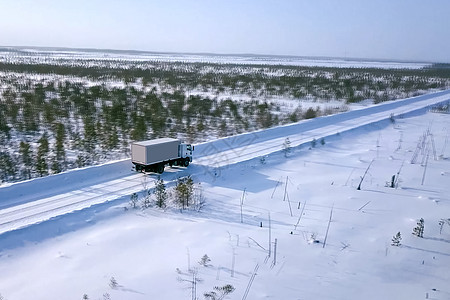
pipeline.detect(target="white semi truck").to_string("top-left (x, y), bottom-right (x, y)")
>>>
top-left (131, 138), bottom-right (194, 174)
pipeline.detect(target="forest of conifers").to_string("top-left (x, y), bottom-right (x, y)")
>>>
top-left (1, 54), bottom-right (449, 183)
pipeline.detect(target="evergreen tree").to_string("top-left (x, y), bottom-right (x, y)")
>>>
top-left (218, 120), bottom-right (227, 137)
top-left (198, 254), bottom-right (211, 267)
top-left (107, 126), bottom-right (119, 150)
top-left (256, 101), bottom-right (273, 128)
top-left (36, 133), bottom-right (49, 176)
top-left (131, 115), bottom-right (147, 141)
top-left (76, 154), bottom-right (88, 168)
top-left (412, 218), bottom-right (424, 238)
top-left (51, 155), bottom-right (62, 174)
top-left (109, 276), bottom-right (118, 289)
top-left (154, 177), bottom-right (168, 209)
top-left (0, 105), bottom-right (11, 138)
top-left (83, 116), bottom-right (96, 154)
top-left (391, 232), bottom-right (402, 246)
top-left (304, 107), bottom-right (317, 119)
top-left (141, 192), bottom-right (151, 209)
top-left (19, 140), bottom-right (33, 179)
top-left (21, 92), bottom-right (39, 132)
top-left (146, 92), bottom-right (167, 137)
top-left (54, 122), bottom-right (66, 162)
top-left (175, 176), bottom-right (194, 210)
top-left (0, 151), bottom-right (16, 182)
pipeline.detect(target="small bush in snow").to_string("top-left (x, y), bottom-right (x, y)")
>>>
top-left (140, 196), bottom-right (151, 209)
top-left (389, 113), bottom-right (395, 124)
top-left (391, 232), bottom-right (402, 246)
top-left (260, 156), bottom-right (267, 164)
top-left (129, 193), bottom-right (138, 209)
top-left (282, 137), bottom-right (291, 157)
top-left (194, 183), bottom-right (207, 212)
top-left (308, 233), bottom-right (320, 244)
top-left (82, 294), bottom-right (89, 300)
top-left (103, 292), bottom-right (111, 300)
top-left (311, 138), bottom-right (317, 148)
top-left (109, 277), bottom-right (118, 289)
top-left (412, 218), bottom-right (424, 238)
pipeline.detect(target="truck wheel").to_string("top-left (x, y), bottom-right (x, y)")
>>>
top-left (157, 164), bottom-right (165, 174)
top-left (183, 158), bottom-right (190, 167)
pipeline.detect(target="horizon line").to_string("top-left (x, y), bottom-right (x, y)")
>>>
top-left (0, 45), bottom-right (441, 65)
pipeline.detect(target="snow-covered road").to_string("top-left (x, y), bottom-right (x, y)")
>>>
top-left (194, 90), bottom-right (450, 167)
top-left (0, 90), bottom-right (449, 235)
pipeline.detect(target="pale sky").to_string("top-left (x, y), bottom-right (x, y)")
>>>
top-left (1, 0), bottom-right (449, 62)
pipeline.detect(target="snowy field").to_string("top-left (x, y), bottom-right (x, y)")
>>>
top-left (0, 47), bottom-right (432, 69)
top-left (0, 105), bottom-right (449, 299)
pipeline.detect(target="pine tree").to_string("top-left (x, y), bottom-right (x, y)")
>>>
top-left (175, 176), bottom-right (194, 210)
top-left (0, 151), bottom-right (16, 182)
top-left (412, 218), bottom-right (424, 238)
top-left (83, 116), bottom-right (96, 154)
top-left (131, 115), bottom-right (147, 141)
top-left (0, 105), bottom-right (11, 138)
top-left (304, 107), bottom-right (317, 119)
top-left (107, 126), bottom-right (119, 150)
top-left (109, 276), bottom-right (118, 289)
top-left (54, 122), bottom-right (66, 162)
top-left (19, 140), bottom-right (33, 179)
top-left (198, 254), bottom-right (211, 267)
top-left (256, 102), bottom-right (273, 128)
top-left (391, 232), bottom-right (402, 246)
top-left (51, 155), bottom-right (62, 174)
top-left (36, 133), bottom-right (49, 176)
top-left (22, 93), bottom-right (39, 132)
top-left (141, 193), bottom-right (151, 209)
top-left (154, 178), bottom-right (168, 209)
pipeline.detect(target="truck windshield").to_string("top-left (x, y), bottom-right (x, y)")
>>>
top-left (186, 145), bottom-right (192, 151)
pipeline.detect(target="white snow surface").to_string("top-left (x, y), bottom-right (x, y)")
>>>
top-left (0, 90), bottom-right (450, 299)
top-left (1, 47), bottom-right (432, 69)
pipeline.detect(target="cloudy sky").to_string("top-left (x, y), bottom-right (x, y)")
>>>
top-left (1, 0), bottom-right (449, 62)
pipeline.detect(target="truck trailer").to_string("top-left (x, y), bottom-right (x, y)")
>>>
top-left (131, 138), bottom-right (194, 174)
